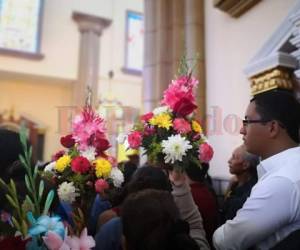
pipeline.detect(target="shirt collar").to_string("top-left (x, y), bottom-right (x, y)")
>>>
top-left (257, 146), bottom-right (300, 179)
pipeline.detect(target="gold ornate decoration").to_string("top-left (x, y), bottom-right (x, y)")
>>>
top-left (214, 0), bottom-right (261, 18)
top-left (250, 67), bottom-right (294, 96)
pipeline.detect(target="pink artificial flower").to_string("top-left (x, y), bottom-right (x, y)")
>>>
top-left (141, 112), bottom-right (154, 123)
top-left (52, 150), bottom-right (66, 161)
top-left (173, 97), bottom-right (197, 116)
top-left (71, 156), bottom-right (90, 173)
top-left (72, 107), bottom-right (106, 150)
top-left (95, 179), bottom-right (109, 193)
top-left (173, 118), bottom-right (192, 134)
top-left (65, 228), bottom-right (95, 250)
top-left (161, 75), bottom-right (198, 111)
top-left (43, 231), bottom-right (70, 250)
top-left (199, 143), bottom-right (214, 163)
top-left (128, 131), bottom-right (142, 149)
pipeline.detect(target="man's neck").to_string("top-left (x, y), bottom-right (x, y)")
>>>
top-left (261, 141), bottom-right (298, 160)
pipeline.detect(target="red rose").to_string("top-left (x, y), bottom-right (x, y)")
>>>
top-left (60, 134), bottom-right (75, 148)
top-left (173, 97), bottom-right (197, 116)
top-left (141, 112), bottom-right (154, 123)
top-left (71, 156), bottom-right (90, 173)
top-left (199, 143), bottom-right (214, 163)
top-left (128, 131), bottom-right (142, 149)
top-left (92, 132), bottom-right (110, 155)
top-left (51, 150), bottom-right (65, 161)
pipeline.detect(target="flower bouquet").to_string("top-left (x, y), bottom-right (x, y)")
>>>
top-left (125, 58), bottom-right (214, 171)
top-left (43, 105), bottom-right (124, 234)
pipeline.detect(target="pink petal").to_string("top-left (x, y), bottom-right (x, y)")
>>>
top-left (43, 231), bottom-right (64, 250)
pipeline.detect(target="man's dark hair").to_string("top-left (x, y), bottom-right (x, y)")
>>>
top-left (251, 90), bottom-right (300, 143)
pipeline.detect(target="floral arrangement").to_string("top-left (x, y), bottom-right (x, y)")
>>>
top-left (0, 103), bottom-right (124, 249)
top-left (124, 57), bottom-right (214, 171)
top-left (0, 126), bottom-right (67, 249)
top-left (43, 105), bottom-right (124, 233)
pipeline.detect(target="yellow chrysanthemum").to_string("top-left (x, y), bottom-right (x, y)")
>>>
top-left (94, 158), bottom-right (112, 178)
top-left (192, 120), bottom-right (203, 133)
top-left (149, 113), bottom-right (172, 130)
top-left (55, 155), bottom-right (71, 172)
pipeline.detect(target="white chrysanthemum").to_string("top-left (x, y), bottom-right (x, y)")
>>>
top-left (57, 182), bottom-right (79, 203)
top-left (44, 161), bottom-right (56, 172)
top-left (109, 167), bottom-right (124, 188)
top-left (117, 133), bottom-right (127, 144)
top-left (153, 106), bottom-right (170, 115)
top-left (80, 146), bottom-right (96, 161)
top-left (162, 134), bottom-right (193, 164)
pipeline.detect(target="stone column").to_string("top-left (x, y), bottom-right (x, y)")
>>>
top-left (143, 0), bottom-right (185, 112)
top-left (72, 12), bottom-right (111, 107)
top-left (184, 0), bottom-right (206, 124)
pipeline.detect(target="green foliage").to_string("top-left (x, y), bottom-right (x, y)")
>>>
top-left (0, 126), bottom-right (55, 238)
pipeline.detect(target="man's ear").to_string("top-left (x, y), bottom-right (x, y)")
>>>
top-left (242, 161), bottom-right (250, 171)
top-left (269, 120), bottom-right (281, 139)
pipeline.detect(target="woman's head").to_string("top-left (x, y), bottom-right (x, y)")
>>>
top-left (122, 189), bottom-right (198, 250)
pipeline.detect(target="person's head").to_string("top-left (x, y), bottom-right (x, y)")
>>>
top-left (185, 162), bottom-right (209, 183)
top-left (122, 189), bottom-right (199, 250)
top-left (111, 165), bottom-right (172, 207)
top-left (228, 145), bottom-right (259, 178)
top-left (0, 129), bottom-right (23, 181)
top-left (240, 90), bottom-right (300, 159)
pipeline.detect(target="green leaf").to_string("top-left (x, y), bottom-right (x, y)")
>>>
top-left (43, 190), bottom-right (54, 215)
top-left (24, 175), bottom-right (31, 193)
top-left (9, 179), bottom-right (17, 195)
top-left (21, 220), bottom-right (28, 236)
top-left (38, 180), bottom-right (44, 200)
top-left (33, 164), bottom-right (38, 179)
top-left (11, 216), bottom-right (22, 233)
top-left (5, 194), bottom-right (18, 208)
top-left (25, 195), bottom-right (35, 210)
top-left (19, 154), bottom-right (27, 168)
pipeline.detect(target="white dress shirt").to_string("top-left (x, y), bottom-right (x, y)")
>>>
top-left (213, 147), bottom-right (300, 250)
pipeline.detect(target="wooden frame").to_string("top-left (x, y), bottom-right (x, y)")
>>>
top-left (0, 0), bottom-right (44, 60)
top-left (122, 10), bottom-right (143, 75)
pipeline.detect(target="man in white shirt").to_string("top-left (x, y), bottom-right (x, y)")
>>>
top-left (213, 90), bottom-right (300, 250)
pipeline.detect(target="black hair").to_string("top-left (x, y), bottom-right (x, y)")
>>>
top-left (111, 165), bottom-right (172, 207)
top-left (122, 189), bottom-right (199, 250)
top-left (251, 90), bottom-right (300, 143)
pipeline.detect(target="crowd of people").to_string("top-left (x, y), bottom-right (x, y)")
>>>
top-left (1, 89), bottom-right (300, 250)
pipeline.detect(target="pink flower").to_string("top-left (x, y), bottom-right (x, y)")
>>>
top-left (95, 179), bottom-right (109, 193)
top-left (60, 134), bottom-right (75, 148)
top-left (161, 75), bottom-right (198, 112)
top-left (173, 97), bottom-right (197, 116)
top-left (199, 143), bottom-right (214, 163)
top-left (72, 107), bottom-right (106, 150)
top-left (65, 228), bottom-right (95, 250)
top-left (71, 156), bottom-right (90, 173)
top-left (128, 131), bottom-right (142, 149)
top-left (52, 150), bottom-right (66, 161)
top-left (173, 118), bottom-right (192, 134)
top-left (141, 112), bottom-right (154, 123)
top-left (43, 231), bottom-right (70, 250)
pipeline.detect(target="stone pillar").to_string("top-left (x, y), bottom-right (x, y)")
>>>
top-left (72, 12), bottom-right (111, 107)
top-left (184, 0), bottom-right (206, 123)
top-left (143, 0), bottom-right (185, 112)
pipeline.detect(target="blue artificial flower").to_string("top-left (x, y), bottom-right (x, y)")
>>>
top-left (27, 212), bottom-right (65, 239)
